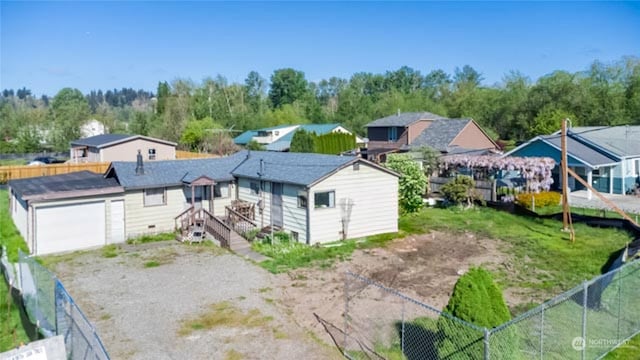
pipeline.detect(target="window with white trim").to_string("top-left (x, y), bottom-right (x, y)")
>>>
top-left (144, 188), bottom-right (166, 206)
top-left (250, 181), bottom-right (260, 195)
top-left (148, 148), bottom-right (156, 160)
top-left (214, 182), bottom-right (230, 198)
top-left (314, 191), bottom-right (335, 209)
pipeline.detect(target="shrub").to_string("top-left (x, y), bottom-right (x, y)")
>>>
top-left (437, 268), bottom-right (515, 359)
top-left (440, 176), bottom-right (482, 207)
top-left (385, 154), bottom-right (428, 214)
top-left (515, 191), bottom-right (561, 209)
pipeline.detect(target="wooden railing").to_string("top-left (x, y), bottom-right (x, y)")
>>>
top-left (225, 206), bottom-right (258, 239)
top-left (0, 162), bottom-right (111, 183)
top-left (175, 206), bottom-right (232, 248)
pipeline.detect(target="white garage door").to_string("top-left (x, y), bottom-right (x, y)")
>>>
top-left (36, 201), bottom-right (106, 255)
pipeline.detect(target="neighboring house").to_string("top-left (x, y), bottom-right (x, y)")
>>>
top-left (234, 124), bottom-right (363, 152)
top-left (10, 150), bottom-right (399, 255)
top-left (504, 126), bottom-right (640, 196)
top-left (8, 171), bottom-right (125, 255)
top-left (365, 112), bottom-right (500, 161)
top-left (80, 119), bottom-right (106, 138)
top-left (70, 134), bottom-right (177, 163)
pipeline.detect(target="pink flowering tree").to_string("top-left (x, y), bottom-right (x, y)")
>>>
top-left (439, 155), bottom-right (556, 193)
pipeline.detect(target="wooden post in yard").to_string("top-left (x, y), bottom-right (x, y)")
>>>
top-left (561, 118), bottom-right (570, 231)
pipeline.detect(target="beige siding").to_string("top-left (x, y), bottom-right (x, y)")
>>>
top-left (309, 163), bottom-right (398, 244)
top-left (100, 139), bottom-right (175, 162)
top-left (450, 122), bottom-right (498, 150)
top-left (182, 182), bottom-right (237, 215)
top-left (124, 187), bottom-right (186, 237)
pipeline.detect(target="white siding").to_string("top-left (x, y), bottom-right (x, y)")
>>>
top-left (124, 187), bottom-right (186, 237)
top-left (309, 163), bottom-right (398, 244)
top-left (11, 190), bottom-right (28, 241)
top-left (236, 178), bottom-right (308, 243)
top-left (237, 177), bottom-right (272, 229)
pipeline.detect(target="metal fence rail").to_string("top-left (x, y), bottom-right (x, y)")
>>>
top-left (4, 250), bottom-right (111, 359)
top-left (344, 259), bottom-right (640, 360)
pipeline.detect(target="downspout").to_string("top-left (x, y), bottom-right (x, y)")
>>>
top-left (305, 188), bottom-right (311, 245)
top-left (29, 204), bottom-right (35, 254)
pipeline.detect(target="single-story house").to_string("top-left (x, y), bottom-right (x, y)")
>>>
top-left (8, 171), bottom-right (124, 255)
top-left (504, 126), bottom-right (640, 196)
top-left (10, 150), bottom-right (399, 255)
top-left (234, 123), bottom-right (364, 151)
top-left (365, 112), bottom-right (500, 162)
top-left (70, 134), bottom-right (177, 163)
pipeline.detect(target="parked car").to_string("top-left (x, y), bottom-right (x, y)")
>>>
top-left (27, 156), bottom-right (66, 165)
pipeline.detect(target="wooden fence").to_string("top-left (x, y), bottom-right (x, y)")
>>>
top-left (175, 150), bottom-right (217, 159)
top-left (430, 176), bottom-right (497, 202)
top-left (0, 162), bottom-right (111, 183)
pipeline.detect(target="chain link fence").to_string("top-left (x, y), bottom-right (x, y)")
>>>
top-left (0, 249), bottom-right (110, 359)
top-left (344, 259), bottom-right (640, 360)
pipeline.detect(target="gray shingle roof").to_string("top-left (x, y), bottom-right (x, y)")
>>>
top-left (109, 152), bottom-right (247, 189)
top-left (70, 134), bottom-right (133, 147)
top-left (70, 134), bottom-right (177, 148)
top-left (231, 151), bottom-right (357, 186)
top-left (410, 119), bottom-right (472, 152)
top-left (9, 171), bottom-right (122, 199)
top-left (569, 126), bottom-right (640, 157)
top-left (541, 134), bottom-right (619, 166)
top-left (366, 112), bottom-right (446, 127)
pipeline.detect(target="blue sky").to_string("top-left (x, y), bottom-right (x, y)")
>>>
top-left (1, 1), bottom-right (639, 96)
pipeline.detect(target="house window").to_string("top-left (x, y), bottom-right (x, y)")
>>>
top-left (148, 148), bottom-right (156, 160)
top-left (214, 182), bottom-right (229, 198)
top-left (291, 231), bottom-right (299, 242)
top-left (250, 181), bottom-right (260, 195)
top-left (388, 127), bottom-right (398, 141)
top-left (314, 191), bottom-right (335, 209)
top-left (144, 188), bottom-right (166, 206)
top-left (297, 192), bottom-right (308, 208)
top-left (353, 163), bottom-right (360, 171)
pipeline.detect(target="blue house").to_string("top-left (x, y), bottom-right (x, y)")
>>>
top-left (505, 126), bottom-right (640, 196)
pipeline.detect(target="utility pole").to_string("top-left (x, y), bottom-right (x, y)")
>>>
top-left (561, 118), bottom-right (570, 231)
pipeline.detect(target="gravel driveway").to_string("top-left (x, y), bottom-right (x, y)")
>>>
top-left (48, 241), bottom-right (341, 360)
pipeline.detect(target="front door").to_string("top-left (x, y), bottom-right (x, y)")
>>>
top-left (271, 182), bottom-right (283, 228)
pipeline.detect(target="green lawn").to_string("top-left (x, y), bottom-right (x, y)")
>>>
top-left (399, 207), bottom-right (631, 294)
top-left (0, 190), bottom-right (29, 262)
top-left (0, 271), bottom-right (29, 351)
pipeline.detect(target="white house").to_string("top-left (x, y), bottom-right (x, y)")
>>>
top-left (9, 151), bottom-right (399, 255)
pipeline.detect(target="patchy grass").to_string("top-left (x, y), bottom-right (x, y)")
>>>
top-left (252, 232), bottom-right (398, 274)
top-left (37, 250), bottom-right (86, 268)
top-left (0, 278), bottom-right (29, 351)
top-left (604, 334), bottom-right (640, 359)
top-left (0, 189), bottom-right (29, 262)
top-left (224, 349), bottom-right (243, 360)
top-left (101, 244), bottom-right (120, 258)
top-left (258, 287), bottom-right (271, 293)
top-left (126, 232), bottom-right (176, 245)
top-left (144, 261), bottom-right (160, 268)
top-left (400, 207), bottom-right (631, 293)
top-left (178, 302), bottom-right (273, 336)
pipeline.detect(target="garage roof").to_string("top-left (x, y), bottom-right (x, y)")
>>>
top-left (9, 171), bottom-right (124, 201)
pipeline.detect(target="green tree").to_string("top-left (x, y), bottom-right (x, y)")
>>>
top-left (50, 88), bottom-right (90, 150)
top-left (385, 154), bottom-right (427, 214)
top-left (530, 107), bottom-right (576, 137)
top-left (156, 81), bottom-right (170, 114)
top-left (289, 129), bottom-right (316, 153)
top-left (245, 140), bottom-right (265, 151)
top-left (180, 117), bottom-right (221, 152)
top-left (269, 68), bottom-right (309, 108)
top-left (441, 176), bottom-right (482, 208)
top-left (437, 268), bottom-right (513, 359)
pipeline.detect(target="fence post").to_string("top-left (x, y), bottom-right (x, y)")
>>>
top-left (484, 328), bottom-right (490, 360)
top-left (540, 304), bottom-right (544, 360)
top-left (344, 271), bottom-right (349, 355)
top-left (401, 299), bottom-right (405, 358)
top-left (582, 280), bottom-right (588, 360)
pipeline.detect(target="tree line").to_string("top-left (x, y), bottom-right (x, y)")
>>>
top-left (1, 56), bottom-right (638, 154)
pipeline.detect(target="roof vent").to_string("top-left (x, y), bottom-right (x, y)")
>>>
top-left (397, 108), bottom-right (401, 116)
top-left (135, 149), bottom-right (144, 176)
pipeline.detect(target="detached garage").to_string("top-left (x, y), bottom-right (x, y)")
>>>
top-left (8, 171), bottom-right (124, 255)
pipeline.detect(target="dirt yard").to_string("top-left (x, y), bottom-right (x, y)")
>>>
top-left (48, 231), bottom-right (518, 359)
